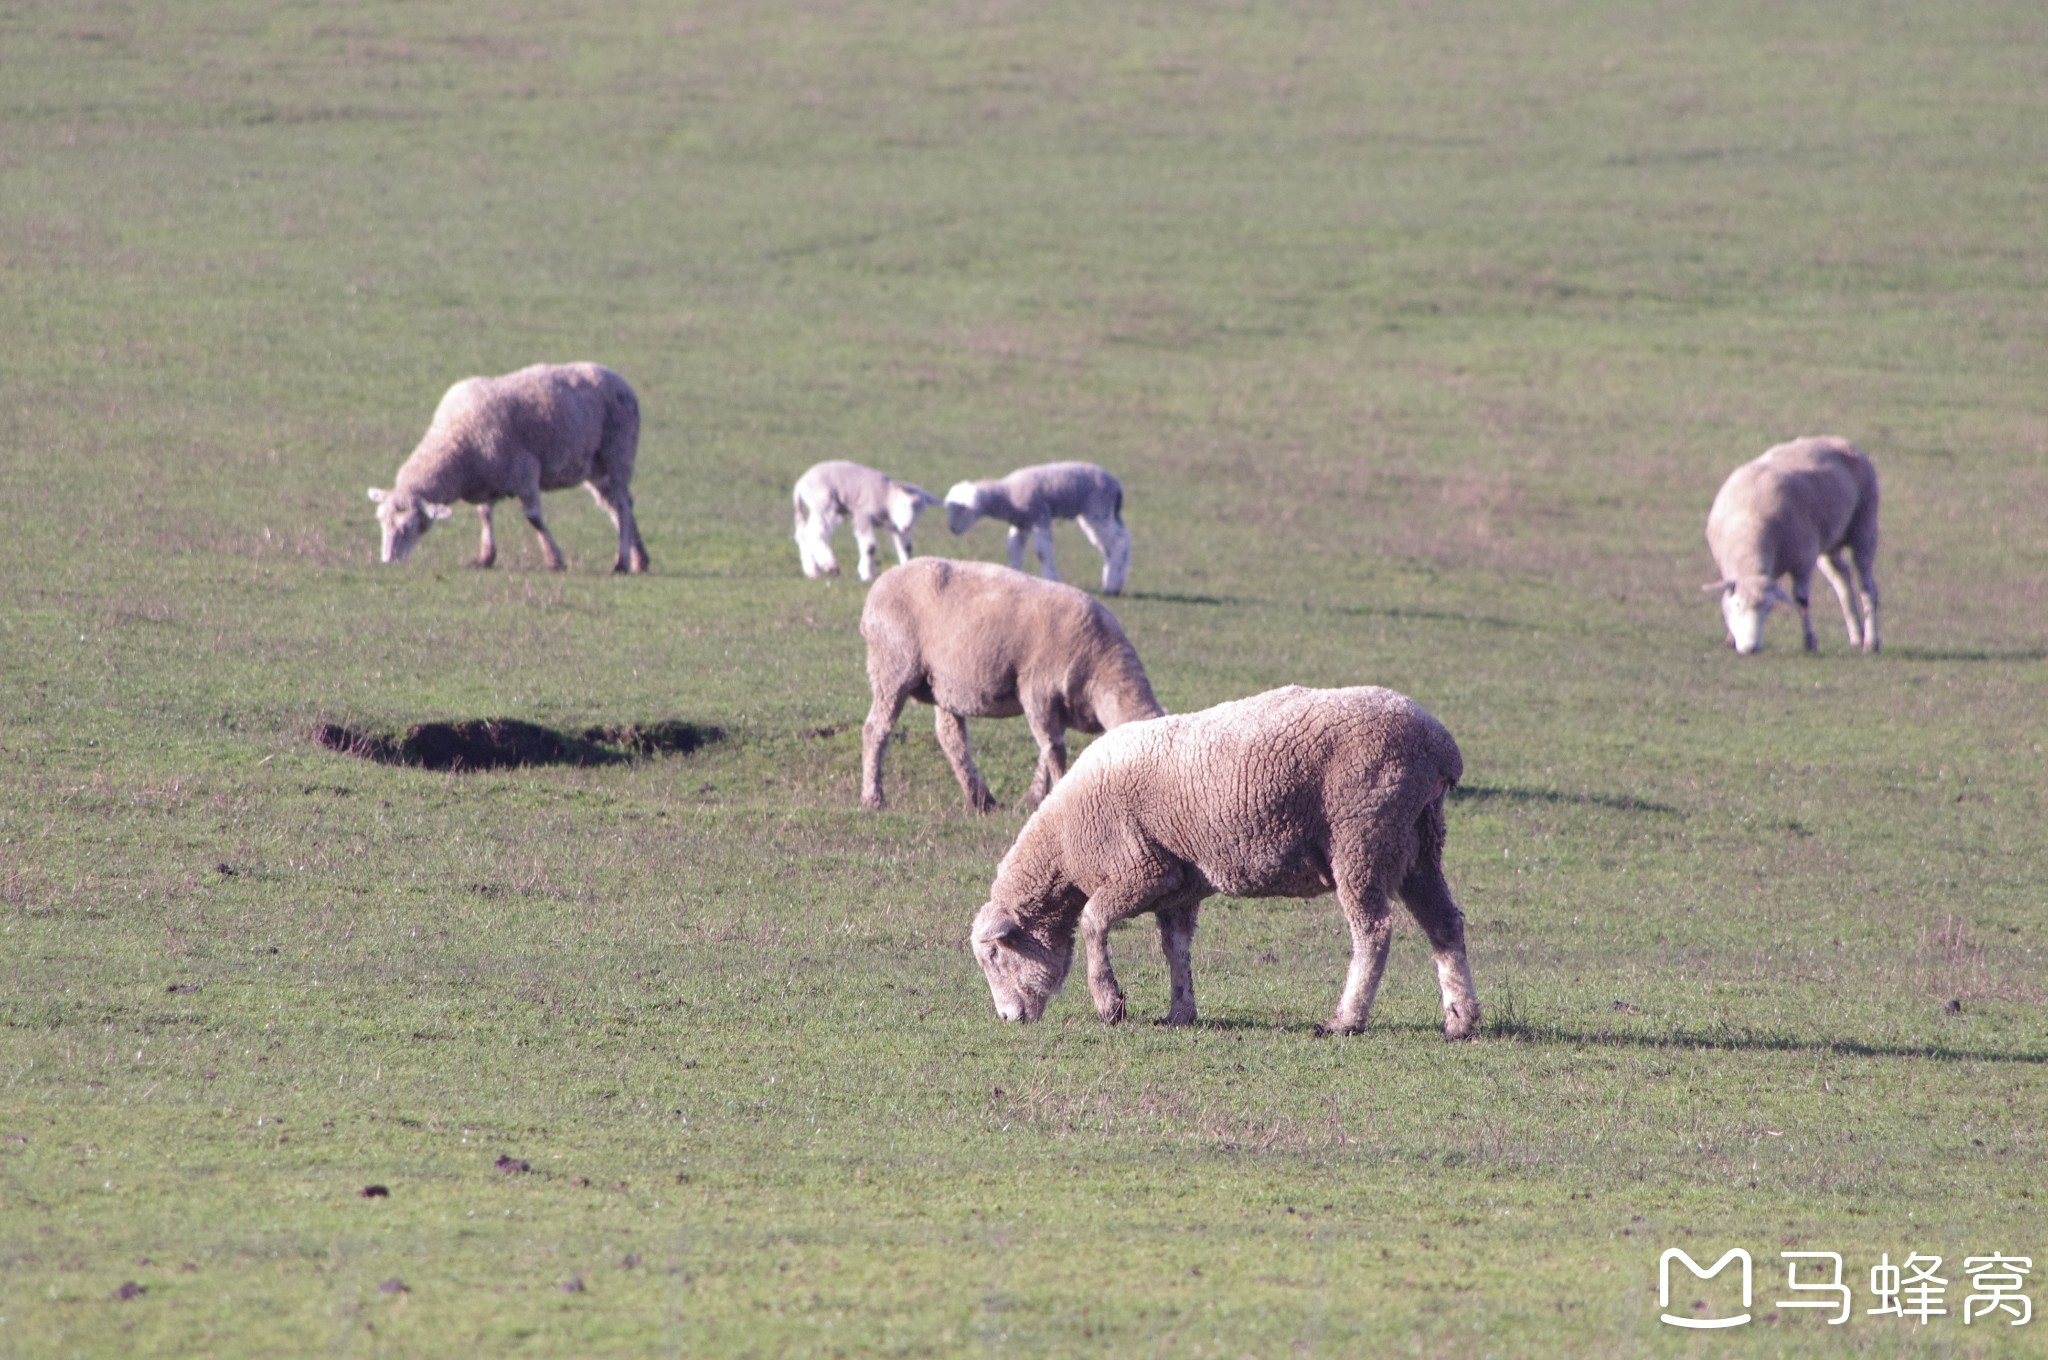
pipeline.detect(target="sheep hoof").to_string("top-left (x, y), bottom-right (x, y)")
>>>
top-left (1097, 994), bottom-right (1127, 1025)
top-left (468, 557), bottom-right (495, 570)
top-left (860, 792), bottom-right (885, 811)
top-left (1313, 1020), bottom-right (1363, 1038)
top-left (1155, 1010), bottom-right (1196, 1028)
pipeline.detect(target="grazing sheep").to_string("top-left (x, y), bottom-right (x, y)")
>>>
top-left (969, 684), bottom-right (1479, 1039)
top-left (860, 557), bottom-right (1164, 813)
top-left (1703, 437), bottom-right (1879, 654)
top-left (368, 362), bottom-right (648, 573)
top-left (792, 460), bottom-right (940, 582)
top-left (944, 461), bottom-right (1131, 595)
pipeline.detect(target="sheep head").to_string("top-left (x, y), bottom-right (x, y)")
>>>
top-left (1704, 575), bottom-right (1791, 654)
top-left (969, 901), bottom-right (1073, 1022)
top-left (368, 488), bottom-right (454, 564)
top-left (943, 482), bottom-right (983, 535)
top-left (887, 482), bottom-right (939, 533)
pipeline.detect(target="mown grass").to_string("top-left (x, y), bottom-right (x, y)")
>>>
top-left (3, 1), bottom-right (2045, 1355)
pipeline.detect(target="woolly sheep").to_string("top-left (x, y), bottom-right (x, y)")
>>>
top-left (859, 557), bottom-right (1164, 813)
top-left (969, 684), bottom-right (1480, 1039)
top-left (1703, 436), bottom-right (1879, 654)
top-left (792, 460), bottom-right (940, 582)
top-left (368, 362), bottom-right (648, 573)
top-left (944, 461), bottom-right (1131, 595)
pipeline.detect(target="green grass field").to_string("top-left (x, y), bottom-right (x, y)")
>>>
top-left (3, 2), bottom-right (2045, 1354)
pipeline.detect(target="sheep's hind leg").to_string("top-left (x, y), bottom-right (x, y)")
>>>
top-left (1320, 873), bottom-right (1395, 1036)
top-left (472, 503), bottom-right (497, 569)
top-left (858, 684), bottom-right (910, 810)
top-left (933, 708), bottom-right (996, 813)
top-left (1816, 551), bottom-right (1863, 649)
top-left (1398, 853), bottom-right (1481, 1040)
top-left (586, 479), bottom-right (648, 574)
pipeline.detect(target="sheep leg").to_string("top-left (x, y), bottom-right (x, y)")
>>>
top-left (1030, 522), bottom-right (1060, 582)
top-left (1075, 513), bottom-right (1130, 596)
top-left (1815, 551), bottom-right (1863, 649)
top-left (933, 708), bottom-right (997, 813)
top-left (1021, 700), bottom-right (1068, 809)
top-left (517, 489), bottom-right (566, 571)
top-left (1789, 568), bottom-right (1818, 651)
top-left (1398, 855), bottom-right (1481, 1041)
top-left (1321, 875), bottom-right (1395, 1036)
top-left (858, 685), bottom-right (910, 810)
top-left (888, 525), bottom-right (915, 566)
top-left (797, 502), bottom-right (842, 577)
top-left (1079, 894), bottom-right (1142, 1024)
top-left (1153, 896), bottom-right (1203, 1027)
top-left (472, 503), bottom-right (497, 569)
top-left (585, 478), bottom-right (648, 574)
top-left (1005, 525), bottom-right (1028, 572)
top-left (1854, 552), bottom-right (1880, 653)
top-left (852, 526), bottom-right (882, 583)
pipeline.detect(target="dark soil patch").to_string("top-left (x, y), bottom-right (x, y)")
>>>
top-left (314, 718), bottom-right (717, 771)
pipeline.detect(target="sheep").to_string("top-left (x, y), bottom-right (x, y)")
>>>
top-left (859, 557), bottom-right (1165, 813)
top-left (367, 362), bottom-right (648, 573)
top-left (1703, 436), bottom-right (1879, 654)
top-left (968, 684), bottom-right (1480, 1039)
top-left (792, 460), bottom-right (941, 582)
top-left (943, 461), bottom-right (1131, 595)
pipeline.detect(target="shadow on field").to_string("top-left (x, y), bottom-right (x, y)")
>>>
top-left (1323, 602), bottom-right (1527, 630)
top-left (1884, 645), bottom-right (2048, 663)
top-left (314, 718), bottom-right (718, 771)
top-left (1450, 782), bottom-right (1680, 815)
top-left (1118, 590), bottom-right (1244, 606)
top-left (1489, 1021), bottom-right (2048, 1065)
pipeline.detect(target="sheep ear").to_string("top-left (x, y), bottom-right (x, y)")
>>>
top-left (425, 501), bottom-right (455, 521)
top-left (368, 487), bottom-right (389, 504)
top-left (995, 920), bottom-right (1030, 947)
top-left (1701, 578), bottom-right (1733, 593)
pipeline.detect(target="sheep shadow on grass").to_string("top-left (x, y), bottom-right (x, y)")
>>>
top-left (314, 718), bottom-right (717, 772)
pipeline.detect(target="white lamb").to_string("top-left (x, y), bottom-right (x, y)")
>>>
top-left (368, 362), bottom-right (648, 573)
top-left (1703, 436), bottom-right (1879, 654)
top-left (859, 557), bottom-right (1165, 813)
top-left (944, 461), bottom-right (1131, 595)
top-left (792, 460), bottom-right (940, 582)
top-left (970, 685), bottom-right (1479, 1039)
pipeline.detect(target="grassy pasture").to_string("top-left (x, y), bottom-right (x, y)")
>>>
top-left (2, 1), bottom-right (2046, 1354)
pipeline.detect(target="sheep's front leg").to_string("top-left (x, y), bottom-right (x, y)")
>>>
top-left (518, 489), bottom-right (566, 571)
top-left (473, 503), bottom-right (497, 569)
top-left (1029, 522), bottom-right (1060, 582)
top-left (888, 526), bottom-right (915, 566)
top-left (1079, 897), bottom-right (1131, 1024)
top-left (852, 526), bottom-right (882, 582)
top-left (1321, 876), bottom-right (1394, 1036)
top-left (1815, 551), bottom-right (1863, 649)
top-left (1154, 897), bottom-right (1202, 1027)
top-left (1005, 525), bottom-right (1028, 572)
top-left (1789, 569), bottom-right (1818, 651)
top-left (933, 708), bottom-right (996, 813)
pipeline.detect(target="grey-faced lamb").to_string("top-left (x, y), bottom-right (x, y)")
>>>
top-left (368, 362), bottom-right (648, 573)
top-left (859, 557), bottom-right (1164, 813)
top-left (792, 460), bottom-right (940, 582)
top-left (944, 461), bottom-right (1131, 595)
top-left (1703, 436), bottom-right (1879, 654)
top-left (969, 684), bottom-right (1480, 1039)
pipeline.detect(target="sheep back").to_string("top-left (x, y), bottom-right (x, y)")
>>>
top-left (396, 362), bottom-right (638, 504)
